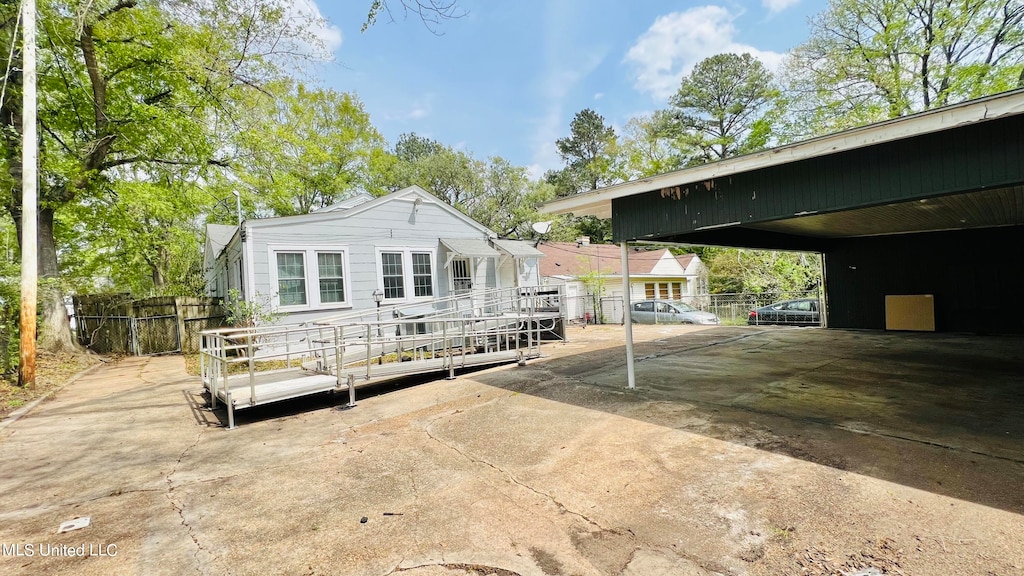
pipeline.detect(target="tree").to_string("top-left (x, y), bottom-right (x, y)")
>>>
top-left (1, 0), bottom-right (325, 353)
top-left (387, 133), bottom-right (484, 209)
top-left (470, 158), bottom-right (555, 239)
top-left (616, 112), bottom-right (689, 179)
top-left (363, 0), bottom-right (464, 33)
top-left (667, 53), bottom-right (778, 162)
top-left (706, 249), bottom-right (822, 295)
top-left (783, 0), bottom-right (1024, 136)
top-left (233, 82), bottom-right (386, 216)
top-left (548, 108), bottom-right (618, 196)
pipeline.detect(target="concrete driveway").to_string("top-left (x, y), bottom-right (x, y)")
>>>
top-left (0, 326), bottom-right (1022, 576)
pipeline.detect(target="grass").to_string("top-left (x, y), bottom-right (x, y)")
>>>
top-left (0, 351), bottom-right (101, 420)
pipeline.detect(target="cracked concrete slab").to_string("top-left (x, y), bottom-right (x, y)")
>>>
top-left (0, 326), bottom-right (1022, 576)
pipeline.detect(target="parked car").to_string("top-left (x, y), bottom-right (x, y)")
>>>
top-left (747, 298), bottom-right (821, 326)
top-left (630, 300), bottom-right (720, 325)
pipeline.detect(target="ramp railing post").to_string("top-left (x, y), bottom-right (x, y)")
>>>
top-left (347, 373), bottom-right (357, 408)
top-left (334, 326), bottom-right (342, 388)
top-left (247, 335), bottom-right (256, 406)
top-left (366, 325), bottom-right (372, 380)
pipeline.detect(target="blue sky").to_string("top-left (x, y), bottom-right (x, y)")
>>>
top-left (300, 1), bottom-right (821, 178)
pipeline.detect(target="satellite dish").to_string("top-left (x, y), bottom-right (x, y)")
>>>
top-left (531, 221), bottom-right (552, 235)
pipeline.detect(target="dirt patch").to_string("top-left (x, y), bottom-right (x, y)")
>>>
top-left (0, 351), bottom-right (100, 419)
top-left (793, 539), bottom-right (906, 575)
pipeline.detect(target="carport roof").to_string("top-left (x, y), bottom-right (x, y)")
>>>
top-left (540, 89), bottom-right (1024, 227)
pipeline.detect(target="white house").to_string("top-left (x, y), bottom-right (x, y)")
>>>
top-left (536, 241), bottom-right (708, 323)
top-left (203, 186), bottom-right (544, 324)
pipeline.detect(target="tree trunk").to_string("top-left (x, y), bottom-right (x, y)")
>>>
top-left (37, 207), bottom-right (81, 352)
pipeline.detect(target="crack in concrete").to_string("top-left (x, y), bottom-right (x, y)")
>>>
top-left (422, 415), bottom-right (612, 534)
top-left (384, 562), bottom-right (523, 576)
top-left (165, 428), bottom-right (212, 575)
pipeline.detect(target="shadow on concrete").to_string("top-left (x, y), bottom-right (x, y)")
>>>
top-left (469, 327), bottom-right (1024, 516)
top-left (198, 367), bottom-right (498, 429)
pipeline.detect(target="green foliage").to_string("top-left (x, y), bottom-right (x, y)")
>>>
top-left (706, 249), bottom-right (822, 295)
top-left (0, 221), bottom-right (17, 376)
top-left (469, 159), bottom-right (555, 239)
top-left (615, 112), bottom-right (689, 179)
top-left (232, 82), bottom-right (387, 216)
top-left (667, 53), bottom-right (778, 161)
top-left (782, 0), bottom-right (1024, 137)
top-left (225, 289), bottom-right (281, 329)
top-left (382, 132), bottom-right (485, 209)
top-left (548, 108), bottom-right (619, 196)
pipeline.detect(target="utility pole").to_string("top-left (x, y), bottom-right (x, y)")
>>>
top-left (19, 0), bottom-right (37, 387)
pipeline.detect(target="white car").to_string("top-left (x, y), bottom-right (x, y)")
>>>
top-left (630, 300), bottom-right (719, 325)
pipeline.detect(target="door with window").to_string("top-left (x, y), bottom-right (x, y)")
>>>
top-left (451, 258), bottom-right (472, 294)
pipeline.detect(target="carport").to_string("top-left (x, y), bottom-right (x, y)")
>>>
top-left (542, 89), bottom-right (1024, 388)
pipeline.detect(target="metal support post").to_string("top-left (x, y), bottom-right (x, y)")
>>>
top-left (347, 373), bottom-right (357, 408)
top-left (620, 242), bottom-right (636, 389)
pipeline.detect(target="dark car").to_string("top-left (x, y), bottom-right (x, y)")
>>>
top-left (748, 298), bottom-right (821, 326)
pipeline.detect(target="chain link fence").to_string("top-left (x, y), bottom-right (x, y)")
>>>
top-left (562, 289), bottom-right (823, 326)
top-left (706, 289), bottom-right (823, 325)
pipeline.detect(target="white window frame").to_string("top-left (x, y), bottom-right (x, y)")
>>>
top-left (375, 247), bottom-right (437, 304)
top-left (268, 244), bottom-right (353, 312)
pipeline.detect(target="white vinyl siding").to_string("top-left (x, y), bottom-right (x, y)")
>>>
top-left (268, 245), bottom-right (352, 311)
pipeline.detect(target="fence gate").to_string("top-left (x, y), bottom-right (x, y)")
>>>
top-left (132, 315), bottom-right (181, 355)
top-left (74, 295), bottom-right (225, 356)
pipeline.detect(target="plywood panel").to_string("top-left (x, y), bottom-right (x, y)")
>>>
top-left (885, 294), bottom-right (936, 331)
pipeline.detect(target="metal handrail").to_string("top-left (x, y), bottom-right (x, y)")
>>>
top-left (199, 286), bottom-right (566, 428)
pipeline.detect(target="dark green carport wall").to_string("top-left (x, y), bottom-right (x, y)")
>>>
top-left (610, 114), bottom-right (1024, 244)
top-left (609, 112), bottom-right (1024, 333)
top-left (825, 226), bottom-right (1024, 334)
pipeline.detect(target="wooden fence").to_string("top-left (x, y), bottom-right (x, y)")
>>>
top-left (73, 295), bottom-right (226, 355)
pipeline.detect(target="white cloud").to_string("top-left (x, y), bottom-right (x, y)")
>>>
top-left (382, 96), bottom-right (433, 122)
top-left (593, 92), bottom-right (605, 100)
top-left (625, 6), bottom-right (785, 101)
top-left (762, 0), bottom-right (801, 14)
top-left (290, 0), bottom-right (343, 55)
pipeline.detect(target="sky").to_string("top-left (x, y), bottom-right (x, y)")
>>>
top-left (302, 1), bottom-right (822, 179)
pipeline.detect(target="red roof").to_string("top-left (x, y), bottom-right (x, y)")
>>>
top-left (536, 242), bottom-right (694, 277)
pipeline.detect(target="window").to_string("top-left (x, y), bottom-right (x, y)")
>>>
top-left (645, 283), bottom-right (656, 299)
top-left (634, 302), bottom-right (654, 312)
top-left (269, 246), bottom-right (351, 310)
top-left (381, 252), bottom-right (405, 299)
top-left (317, 253), bottom-right (345, 304)
top-left (412, 252), bottom-right (433, 297)
top-left (656, 302), bottom-right (673, 313)
top-left (276, 252), bottom-right (307, 306)
top-left (377, 248), bottom-right (436, 302)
